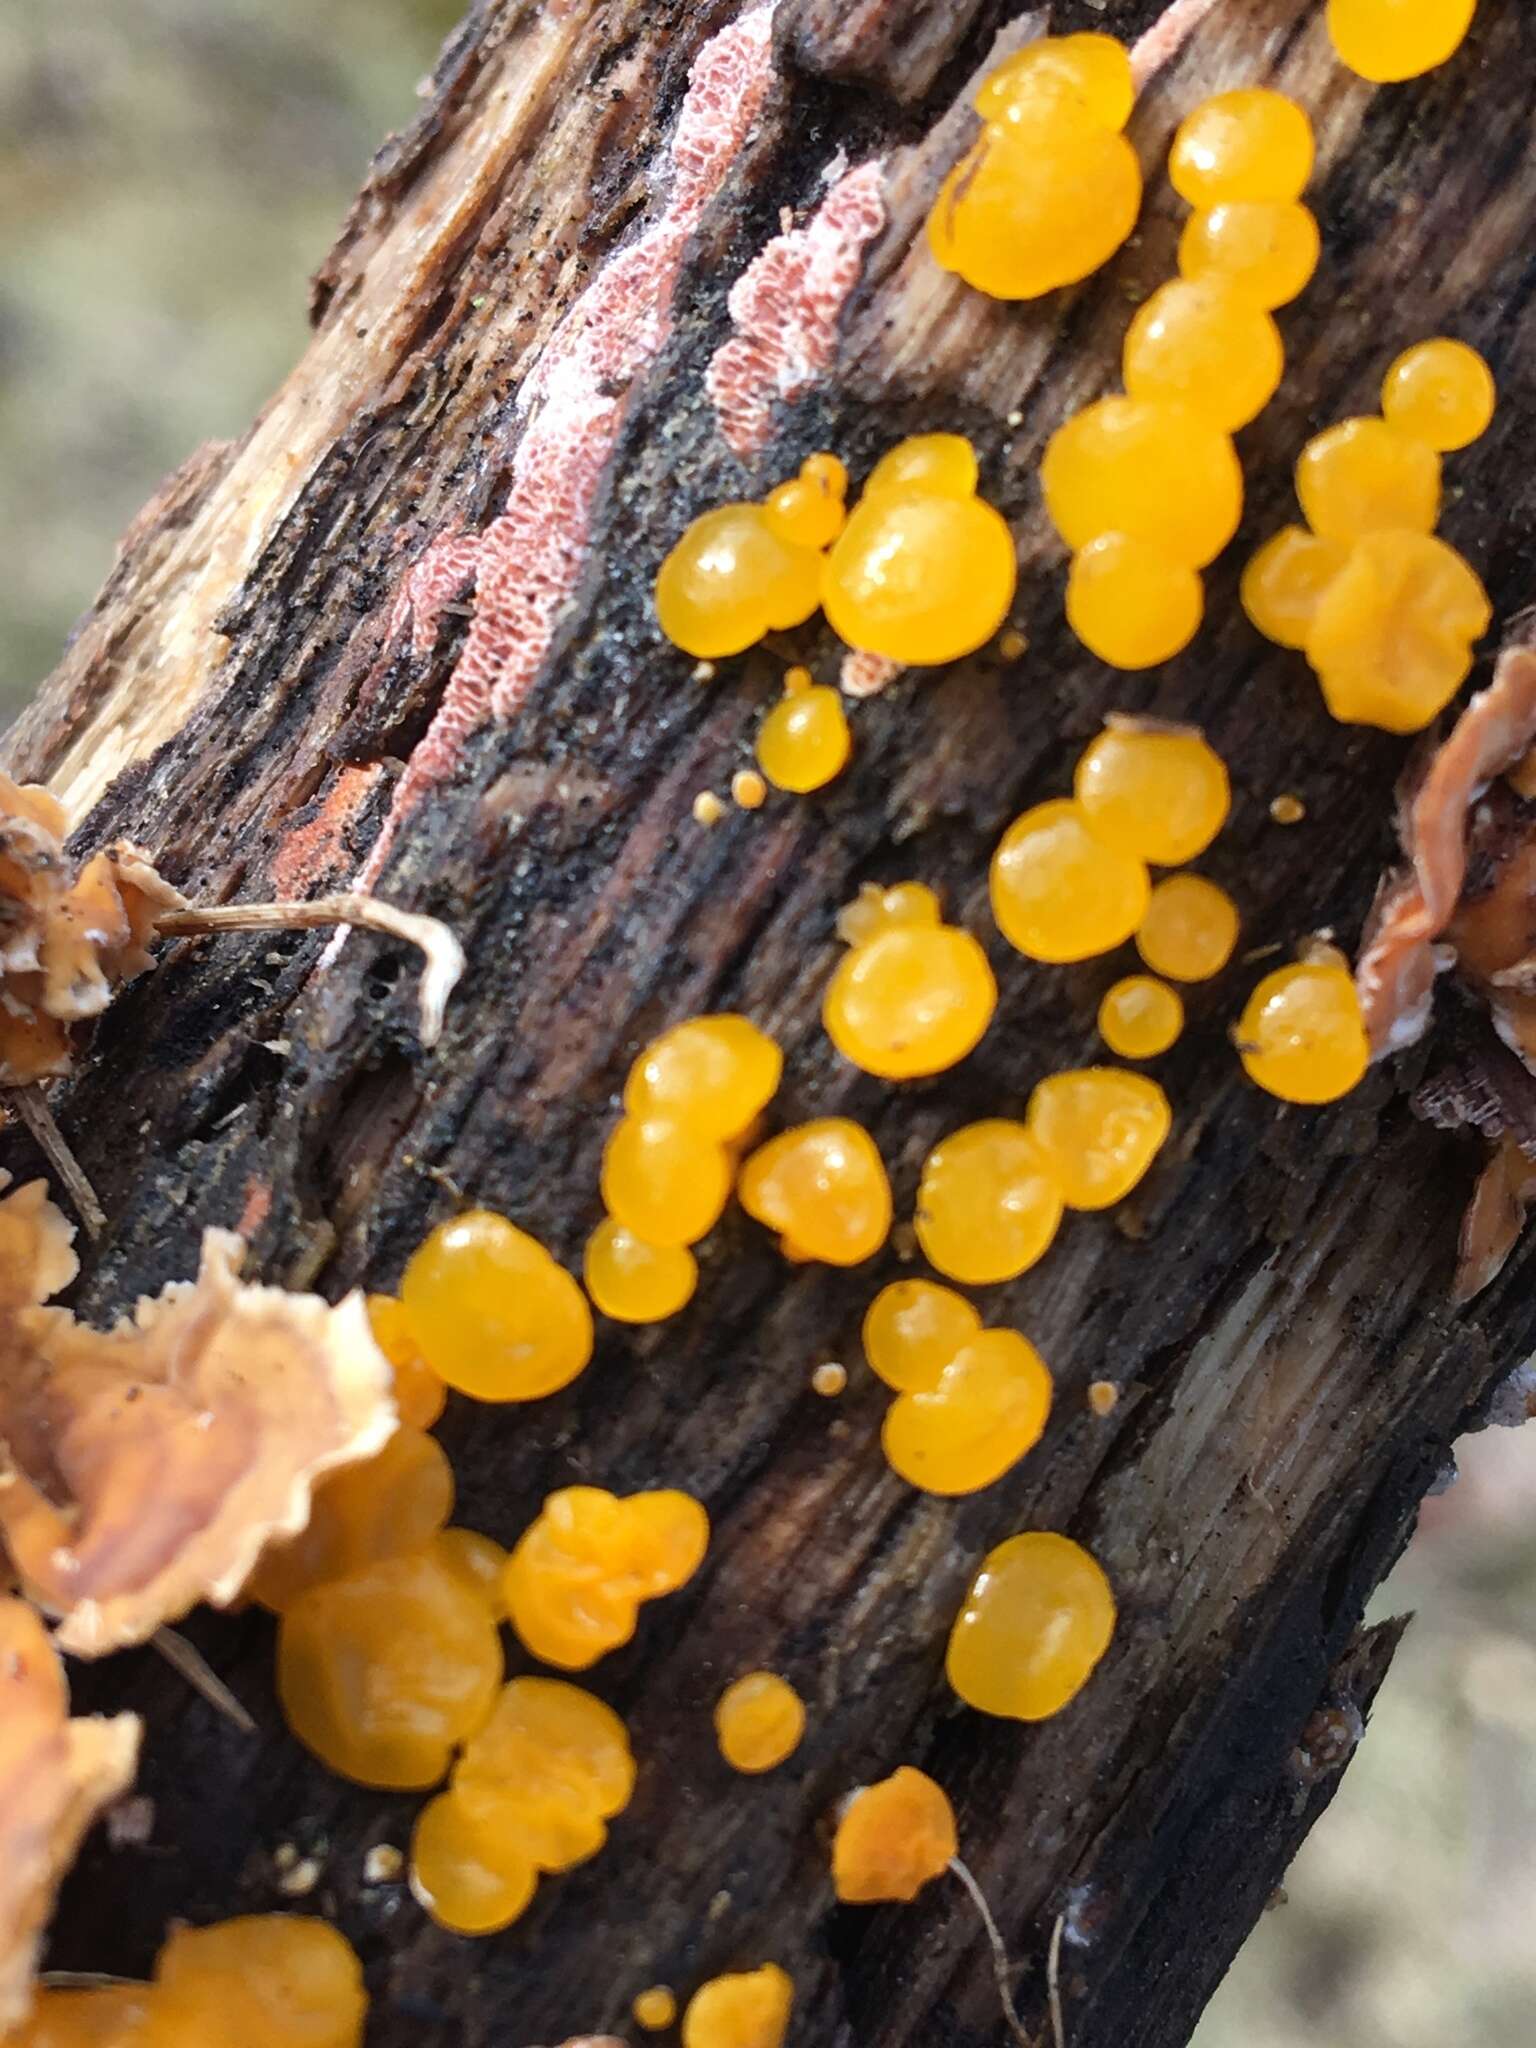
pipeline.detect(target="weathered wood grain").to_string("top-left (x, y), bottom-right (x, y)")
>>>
top-left (14, 3), bottom-right (1536, 2045)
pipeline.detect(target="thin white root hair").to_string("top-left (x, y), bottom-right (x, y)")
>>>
top-left (949, 1855), bottom-right (1036, 2048)
top-left (8, 1085), bottom-right (106, 1239)
top-left (152, 1627), bottom-right (256, 1734)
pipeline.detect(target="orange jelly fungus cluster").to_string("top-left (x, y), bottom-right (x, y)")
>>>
top-left (1243, 338), bottom-right (1494, 730)
top-left (928, 35), bottom-right (1142, 300)
top-left (714, 1671), bottom-right (807, 1774)
top-left (1045, 88), bottom-right (1315, 667)
top-left (863, 1281), bottom-right (1052, 1496)
top-left (411, 1677), bottom-right (635, 1935)
top-left (681, 1965), bottom-right (794, 2048)
top-left (14, 1917), bottom-right (367, 2048)
top-left (948, 1530), bottom-right (1117, 1720)
top-left (831, 1766), bottom-right (958, 1904)
top-left (504, 1486), bottom-right (709, 1670)
top-left (824, 881), bottom-right (996, 1081)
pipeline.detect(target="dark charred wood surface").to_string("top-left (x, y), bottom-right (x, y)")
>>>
top-left (14, 3), bottom-right (1536, 2045)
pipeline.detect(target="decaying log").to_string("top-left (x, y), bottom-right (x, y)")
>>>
top-left (11, 2), bottom-right (1536, 2044)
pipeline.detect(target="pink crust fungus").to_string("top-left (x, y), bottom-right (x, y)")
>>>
top-left (705, 158), bottom-right (887, 455)
top-left (839, 650), bottom-right (903, 699)
top-left (1129, 0), bottom-right (1225, 83)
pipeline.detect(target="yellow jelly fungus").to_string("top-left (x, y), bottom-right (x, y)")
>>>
top-left (832, 1765), bottom-right (959, 1904)
top-left (635, 1988), bottom-right (680, 2032)
top-left (865, 432), bottom-right (980, 501)
top-left (1122, 278), bottom-right (1285, 433)
top-left (1177, 198), bottom-right (1321, 309)
top-left (882, 1327), bottom-right (1053, 1495)
top-left (504, 1485), bottom-right (709, 1670)
top-left (248, 1423), bottom-right (454, 1612)
top-left (625, 1014), bottom-right (782, 1141)
top-left (1381, 337), bottom-right (1496, 452)
top-left (1168, 89), bottom-right (1315, 208)
top-left (601, 1117), bottom-right (733, 1248)
top-left (585, 1216), bottom-right (699, 1323)
top-left (811, 1360), bottom-right (848, 1397)
top-left (655, 505), bottom-right (822, 659)
top-left (990, 799), bottom-right (1150, 963)
top-left (366, 1292), bottom-right (447, 1429)
top-left (823, 920), bottom-right (997, 1081)
top-left (756, 683), bottom-right (852, 793)
top-left (1074, 724), bottom-right (1230, 866)
top-left (1087, 1380), bottom-right (1120, 1416)
top-left (411, 1793), bottom-right (539, 1935)
top-left (1041, 397), bottom-right (1244, 568)
top-left (1240, 526), bottom-right (1349, 648)
top-left (1237, 960), bottom-right (1370, 1103)
top-left (432, 1527), bottom-right (511, 1621)
top-left (1026, 1067), bottom-right (1171, 1211)
top-left (11, 1986), bottom-right (165, 2046)
top-left (738, 1119), bottom-right (892, 1265)
top-left (1326, 0), bottom-right (1477, 81)
top-left (975, 32), bottom-right (1134, 132)
top-left (822, 490), bottom-right (1017, 665)
top-left (1098, 975), bottom-right (1184, 1059)
top-left (278, 1550), bottom-right (503, 1788)
top-left (763, 453), bottom-right (849, 550)
top-left (693, 791), bottom-right (726, 826)
top-left (803, 451), bottom-right (848, 497)
top-left (863, 1279), bottom-right (981, 1392)
top-left (835, 879), bottom-right (941, 947)
top-left (452, 1677), bottom-right (636, 1871)
top-left (1271, 792), bottom-right (1307, 825)
top-left (681, 1966), bottom-right (794, 2048)
top-left (732, 768), bottom-right (768, 810)
top-left (1305, 529), bottom-right (1491, 732)
top-left (947, 1530), bottom-right (1116, 1720)
top-left (714, 1671), bottom-right (807, 1773)
top-left (1066, 534), bottom-right (1204, 669)
top-left (929, 103), bottom-right (1142, 301)
top-left (914, 1121), bottom-right (1064, 1285)
top-left (402, 1209), bottom-right (594, 1402)
top-left (153, 1917), bottom-right (368, 2048)
top-left (1295, 417), bottom-right (1441, 542)
top-left (1136, 874), bottom-right (1240, 983)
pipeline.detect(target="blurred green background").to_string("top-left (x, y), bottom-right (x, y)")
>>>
top-left (3, 5), bottom-right (1535, 2042)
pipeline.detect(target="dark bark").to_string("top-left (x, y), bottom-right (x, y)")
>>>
top-left (13, 2), bottom-right (1536, 2045)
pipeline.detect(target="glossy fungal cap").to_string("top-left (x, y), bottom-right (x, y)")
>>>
top-left (1169, 89), bottom-right (1315, 208)
top-left (1041, 397), bottom-right (1244, 569)
top-left (862, 1280), bottom-right (980, 1392)
top-left (737, 1119), bottom-right (893, 1266)
top-left (914, 1120), bottom-right (1064, 1286)
top-left (1326, 0), bottom-right (1477, 81)
top-left (832, 1766), bottom-right (959, 1904)
top-left (246, 1422), bottom-right (454, 1612)
top-left (634, 1988), bottom-right (680, 2032)
top-left (1295, 418), bottom-right (1441, 543)
top-left (974, 33), bottom-right (1134, 132)
top-left (601, 1117), bottom-right (734, 1247)
top-left (584, 1217), bottom-right (699, 1323)
top-left (1177, 198), bottom-right (1321, 309)
top-left (277, 1549), bottom-right (504, 1788)
top-left (1240, 527), bottom-right (1349, 648)
top-left (989, 799), bottom-right (1150, 964)
top-left (823, 923), bottom-right (997, 1080)
top-left (503, 1486), bottom-right (709, 1671)
top-left (681, 1965), bottom-right (794, 2048)
top-left (366, 1291), bottom-right (447, 1428)
top-left (154, 1918), bottom-right (368, 2048)
top-left (1237, 961), bottom-right (1370, 1103)
top-left (1136, 875), bottom-right (1240, 983)
top-left (452, 1676), bottom-right (637, 1871)
top-left (821, 491), bottom-right (1017, 664)
top-left (864, 432), bottom-right (980, 501)
top-left (401, 1209), bottom-right (594, 1402)
top-left (756, 684), bottom-right (852, 793)
top-left (410, 1793), bottom-right (539, 1935)
top-left (882, 1328), bottom-right (1053, 1495)
top-left (624, 1014), bottom-right (783, 1141)
top-left (1074, 724), bottom-right (1230, 867)
top-left (655, 503), bottom-right (823, 659)
top-left (1026, 1067), bottom-right (1171, 1211)
top-left (1098, 975), bottom-right (1184, 1059)
top-left (1381, 337), bottom-right (1496, 451)
top-left (9, 1987), bottom-right (167, 2047)
top-left (764, 454), bottom-right (849, 550)
top-left (947, 1530), bottom-right (1116, 1720)
top-left (432, 1527), bottom-right (511, 1621)
top-left (1066, 534), bottom-right (1204, 670)
top-left (714, 1671), bottom-right (807, 1773)
top-left (1122, 278), bottom-right (1285, 433)
top-left (1305, 529), bottom-right (1491, 733)
top-left (836, 880), bottom-right (942, 947)
top-left (929, 113), bottom-right (1142, 303)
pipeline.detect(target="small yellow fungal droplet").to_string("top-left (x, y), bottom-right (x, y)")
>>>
top-left (822, 487), bottom-right (1018, 665)
top-left (1306, 529), bottom-right (1491, 733)
top-left (1236, 960), bottom-right (1370, 1104)
top-left (1168, 89), bottom-right (1315, 209)
top-left (1381, 337), bottom-right (1496, 453)
top-left (1027, 1067), bottom-right (1171, 1211)
top-left (998, 627), bottom-right (1028, 660)
top-left (811, 1361), bottom-right (848, 1397)
top-left (732, 768), bottom-right (768, 810)
top-left (681, 1964), bottom-right (794, 2048)
top-left (655, 505), bottom-right (822, 659)
top-left (1177, 198), bottom-right (1321, 309)
top-left (635, 1986), bottom-right (679, 2032)
top-left (714, 1671), bottom-right (807, 1773)
top-left (863, 1279), bottom-right (980, 1391)
top-left (402, 1209), bottom-right (593, 1403)
top-left (1241, 527), bottom-right (1349, 649)
top-left (1136, 874), bottom-right (1241, 983)
top-left (1122, 277), bottom-right (1285, 433)
top-left (947, 1529), bottom-right (1117, 1720)
top-left (836, 880), bottom-right (942, 948)
top-left (832, 1765), bottom-right (958, 1903)
top-left (1326, 0), bottom-right (1477, 83)
top-left (584, 1216), bottom-right (698, 1323)
top-left (1295, 417), bottom-right (1441, 543)
top-left (1067, 533), bottom-right (1205, 670)
top-left (504, 1489), bottom-right (709, 1670)
top-left (1098, 975), bottom-right (1184, 1059)
top-left (756, 683), bottom-right (851, 793)
top-left (625, 1014), bottom-right (783, 1141)
top-left (990, 799), bottom-right (1150, 963)
top-left (602, 1116), bottom-right (733, 1247)
top-left (738, 1119), bottom-right (892, 1266)
top-left (914, 1123), bottom-right (1064, 1285)
top-left (1270, 792), bottom-right (1306, 825)
top-left (824, 914), bottom-right (997, 1080)
top-left (693, 791), bottom-right (726, 826)
top-left (1075, 723), bottom-right (1230, 866)
top-left (1087, 1380), bottom-right (1120, 1416)
top-left (864, 432), bottom-right (980, 501)
top-left (881, 1326), bottom-right (1053, 1495)
top-left (1042, 396), bottom-right (1243, 569)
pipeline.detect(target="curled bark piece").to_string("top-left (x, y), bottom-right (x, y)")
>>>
top-left (1451, 1135), bottom-right (1536, 1303)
